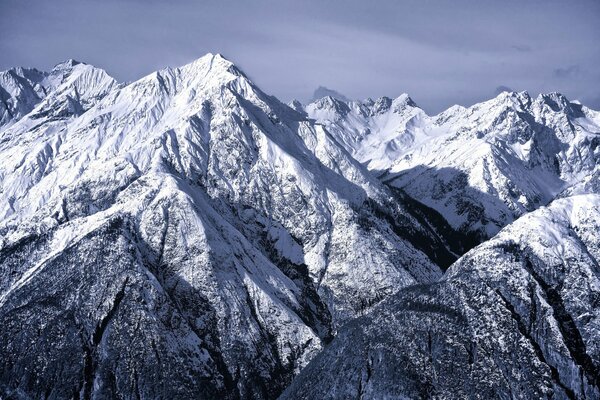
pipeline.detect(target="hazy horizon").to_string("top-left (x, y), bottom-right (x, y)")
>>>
top-left (1, 0), bottom-right (599, 113)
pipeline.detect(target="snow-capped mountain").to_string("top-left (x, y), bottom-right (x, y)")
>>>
top-left (0, 54), bottom-right (457, 399)
top-left (282, 193), bottom-right (600, 399)
top-left (309, 86), bottom-right (350, 103)
top-left (1, 52), bottom-right (598, 400)
top-left (0, 60), bottom-right (117, 129)
top-left (306, 91), bottom-right (600, 241)
top-left (305, 94), bottom-right (430, 170)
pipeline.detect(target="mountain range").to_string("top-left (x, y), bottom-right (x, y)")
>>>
top-left (1, 54), bottom-right (598, 399)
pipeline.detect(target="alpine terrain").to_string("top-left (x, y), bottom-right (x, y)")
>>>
top-left (305, 92), bottom-right (600, 242)
top-left (282, 193), bottom-right (600, 399)
top-left (0, 53), bottom-right (598, 399)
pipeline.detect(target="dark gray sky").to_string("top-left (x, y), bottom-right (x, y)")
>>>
top-left (1, 0), bottom-right (599, 112)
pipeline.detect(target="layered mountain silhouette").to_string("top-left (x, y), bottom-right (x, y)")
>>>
top-left (1, 54), bottom-right (598, 399)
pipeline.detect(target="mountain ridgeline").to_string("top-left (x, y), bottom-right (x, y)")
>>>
top-left (0, 54), bottom-right (598, 399)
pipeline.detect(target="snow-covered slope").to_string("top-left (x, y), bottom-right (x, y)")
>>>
top-left (0, 54), bottom-right (454, 399)
top-left (0, 60), bottom-right (117, 130)
top-left (307, 91), bottom-right (600, 240)
top-left (282, 193), bottom-right (600, 399)
top-left (305, 94), bottom-right (436, 170)
top-left (3, 53), bottom-right (598, 399)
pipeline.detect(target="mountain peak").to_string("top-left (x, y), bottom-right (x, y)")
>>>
top-left (288, 99), bottom-right (305, 113)
top-left (370, 96), bottom-right (392, 114)
top-left (537, 91), bottom-right (569, 107)
top-left (535, 92), bottom-right (585, 117)
top-left (483, 90), bottom-right (532, 112)
top-left (311, 95), bottom-right (351, 116)
top-left (182, 52), bottom-right (232, 69)
top-left (493, 90), bottom-right (530, 102)
top-left (310, 86), bottom-right (350, 103)
top-left (393, 93), bottom-right (417, 108)
top-left (52, 59), bottom-right (84, 71)
top-left (177, 52), bottom-right (246, 83)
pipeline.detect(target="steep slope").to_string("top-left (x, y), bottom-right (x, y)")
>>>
top-left (0, 174), bottom-right (327, 399)
top-left (305, 94), bottom-right (435, 170)
top-left (0, 54), bottom-right (452, 398)
top-left (307, 91), bottom-right (600, 242)
top-left (282, 193), bottom-right (600, 399)
top-left (0, 60), bottom-right (117, 130)
top-left (386, 92), bottom-right (600, 239)
top-left (0, 67), bottom-right (46, 128)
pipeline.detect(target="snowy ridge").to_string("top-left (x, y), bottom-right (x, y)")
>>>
top-left (0, 54), bottom-right (453, 399)
top-left (0, 60), bottom-right (117, 131)
top-left (306, 90), bottom-right (600, 239)
top-left (282, 193), bottom-right (600, 399)
top-left (305, 94), bottom-right (435, 170)
top-left (0, 53), bottom-right (598, 399)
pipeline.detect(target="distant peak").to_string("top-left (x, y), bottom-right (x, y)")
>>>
top-left (393, 93), bottom-right (417, 108)
top-left (311, 86), bottom-right (350, 103)
top-left (53, 59), bottom-right (84, 70)
top-left (489, 90), bottom-right (532, 110)
top-left (311, 95), bottom-right (351, 116)
top-left (288, 99), bottom-right (305, 112)
top-left (539, 91), bottom-right (569, 103)
top-left (494, 85), bottom-right (513, 96)
top-left (179, 52), bottom-right (243, 78)
top-left (536, 92), bottom-right (575, 113)
top-left (494, 90), bottom-right (530, 100)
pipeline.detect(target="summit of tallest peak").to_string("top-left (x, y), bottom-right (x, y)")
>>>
top-left (184, 53), bottom-right (234, 68)
top-left (52, 59), bottom-right (85, 71)
top-left (177, 52), bottom-right (246, 80)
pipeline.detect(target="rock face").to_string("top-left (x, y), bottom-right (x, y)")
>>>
top-left (0, 60), bottom-right (117, 129)
top-left (0, 54), bottom-right (456, 399)
top-left (306, 91), bottom-right (600, 241)
top-left (1, 53), bottom-right (598, 400)
top-left (281, 194), bottom-right (600, 399)
top-left (305, 94), bottom-right (428, 170)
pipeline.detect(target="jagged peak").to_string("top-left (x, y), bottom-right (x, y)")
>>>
top-left (536, 91), bottom-right (570, 108)
top-left (308, 95), bottom-right (351, 117)
top-left (314, 95), bottom-right (346, 107)
top-left (47, 59), bottom-right (117, 86)
top-left (433, 104), bottom-right (467, 124)
top-left (492, 90), bottom-right (531, 104)
top-left (392, 93), bottom-right (418, 108)
top-left (139, 53), bottom-right (250, 96)
top-left (534, 91), bottom-right (586, 118)
top-left (442, 104), bottom-right (467, 114)
top-left (288, 99), bottom-right (305, 113)
top-left (473, 90), bottom-right (533, 115)
top-left (178, 52), bottom-right (242, 78)
top-left (371, 96), bottom-right (392, 114)
top-left (0, 67), bottom-right (47, 90)
top-left (310, 86), bottom-right (350, 103)
top-left (126, 52), bottom-right (251, 98)
top-left (1, 65), bottom-right (42, 76)
top-left (52, 59), bottom-right (85, 72)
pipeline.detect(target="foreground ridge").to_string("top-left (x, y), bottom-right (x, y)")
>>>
top-left (305, 90), bottom-right (600, 240)
top-left (0, 54), bottom-right (448, 399)
top-left (0, 54), bottom-right (598, 399)
top-left (282, 194), bottom-right (600, 399)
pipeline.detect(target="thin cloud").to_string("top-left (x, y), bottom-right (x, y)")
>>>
top-left (511, 45), bottom-right (532, 53)
top-left (1, 0), bottom-right (599, 114)
top-left (495, 85), bottom-right (514, 95)
top-left (554, 65), bottom-right (582, 79)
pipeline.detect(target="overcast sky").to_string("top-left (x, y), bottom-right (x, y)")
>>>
top-left (1, 0), bottom-right (599, 113)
